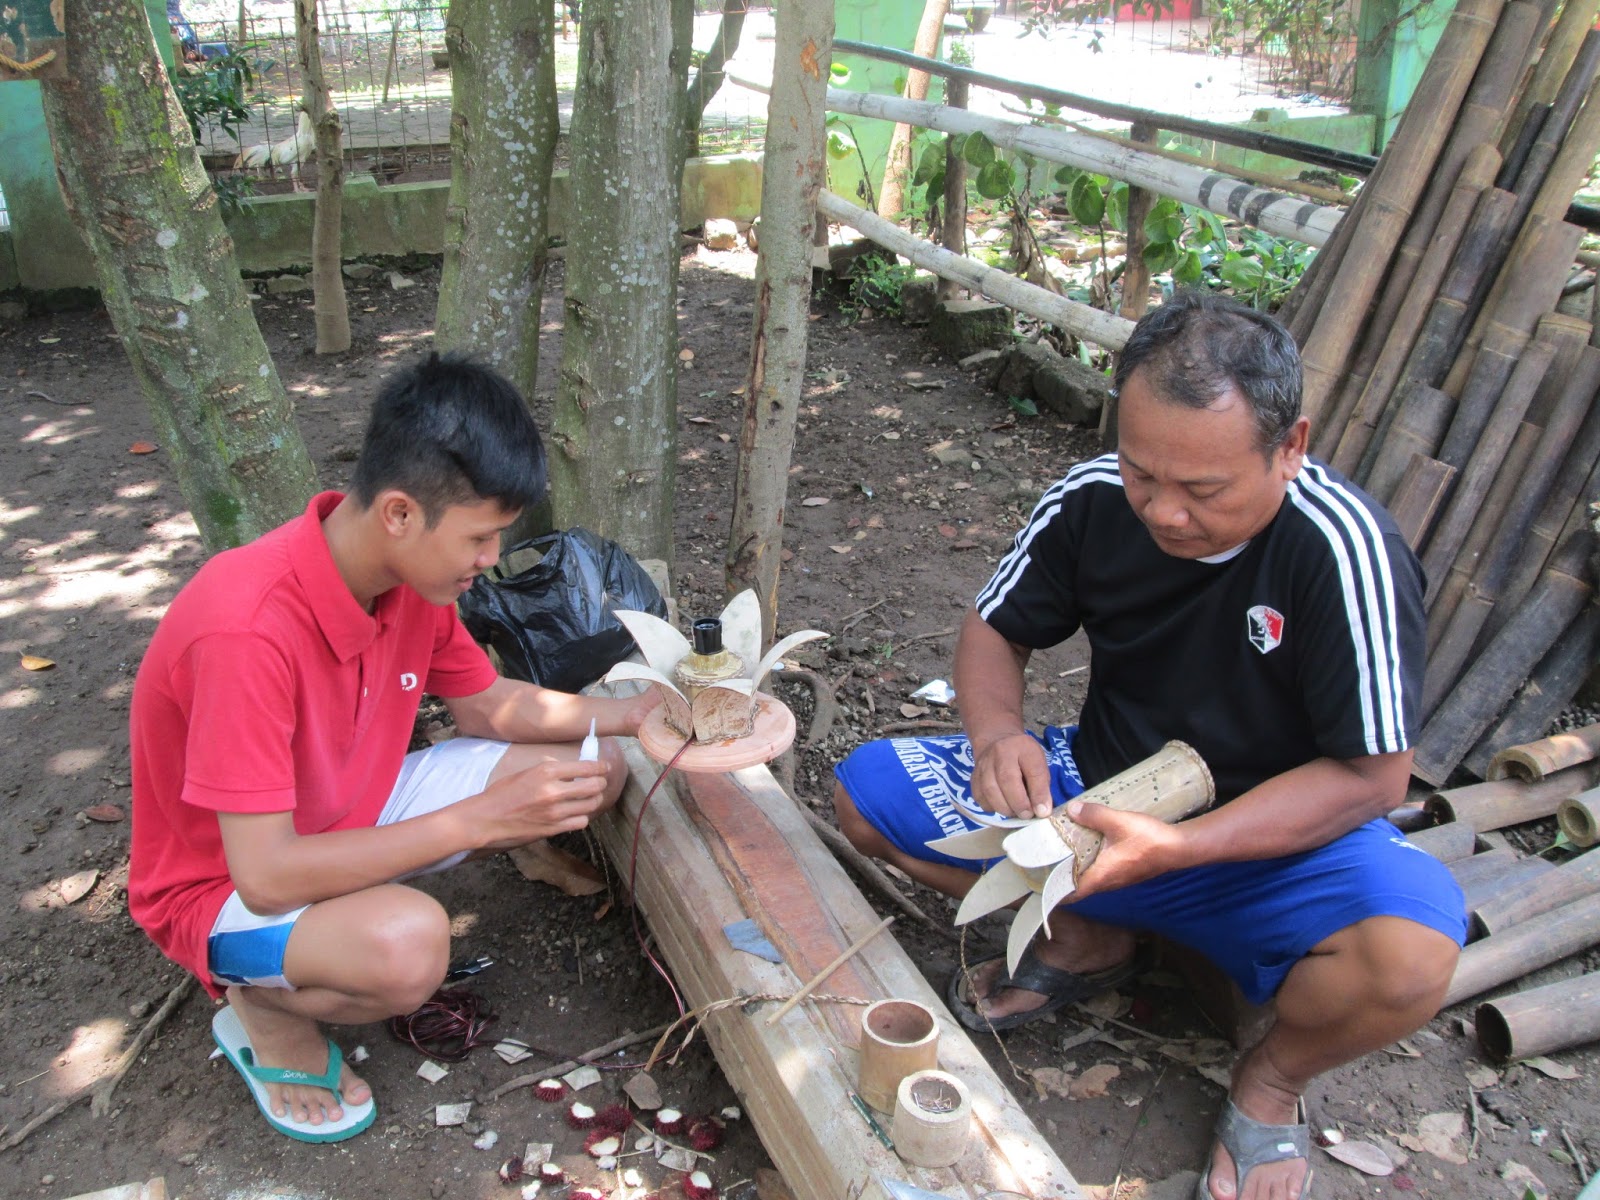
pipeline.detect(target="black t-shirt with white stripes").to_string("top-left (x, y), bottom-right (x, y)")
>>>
top-left (975, 454), bottom-right (1425, 803)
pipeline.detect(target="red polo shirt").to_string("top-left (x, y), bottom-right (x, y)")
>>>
top-left (128, 492), bottom-right (499, 993)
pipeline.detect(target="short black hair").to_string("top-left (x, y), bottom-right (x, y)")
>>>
top-left (351, 352), bottom-right (546, 524)
top-left (1113, 290), bottom-right (1302, 451)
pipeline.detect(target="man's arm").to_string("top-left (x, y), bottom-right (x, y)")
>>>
top-left (954, 607), bottom-right (1057, 820)
top-left (1067, 748), bottom-right (1412, 898)
top-left (443, 674), bottom-right (656, 745)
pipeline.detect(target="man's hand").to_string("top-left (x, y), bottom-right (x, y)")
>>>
top-left (469, 758), bottom-right (612, 849)
top-left (971, 732), bottom-right (1055, 819)
top-left (619, 686), bottom-right (663, 737)
top-left (1065, 800), bottom-right (1189, 898)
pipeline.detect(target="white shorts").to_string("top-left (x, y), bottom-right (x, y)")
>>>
top-left (206, 737), bottom-right (510, 990)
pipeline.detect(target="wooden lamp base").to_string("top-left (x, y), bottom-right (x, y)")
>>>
top-left (637, 691), bottom-right (796, 772)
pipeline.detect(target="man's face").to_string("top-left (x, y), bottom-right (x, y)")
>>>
top-left (395, 497), bottom-right (520, 606)
top-left (1115, 369), bottom-right (1307, 560)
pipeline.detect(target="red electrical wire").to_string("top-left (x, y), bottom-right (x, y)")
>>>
top-left (628, 736), bottom-right (695, 1019)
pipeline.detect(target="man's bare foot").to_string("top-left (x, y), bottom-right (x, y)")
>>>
top-left (227, 986), bottom-right (371, 1127)
top-left (958, 929), bottom-right (1136, 1021)
top-left (1202, 1079), bottom-right (1310, 1200)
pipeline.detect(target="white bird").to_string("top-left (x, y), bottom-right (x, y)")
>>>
top-left (237, 109), bottom-right (316, 187)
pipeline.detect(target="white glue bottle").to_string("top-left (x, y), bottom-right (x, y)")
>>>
top-left (579, 718), bottom-right (600, 762)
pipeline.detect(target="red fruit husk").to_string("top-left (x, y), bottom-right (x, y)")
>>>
top-left (498, 1156), bottom-right (524, 1183)
top-left (682, 1174), bottom-right (718, 1200)
top-left (535, 1080), bottom-right (567, 1102)
top-left (595, 1103), bottom-right (635, 1135)
top-left (583, 1130), bottom-right (622, 1155)
top-left (539, 1163), bottom-right (565, 1183)
top-left (686, 1117), bottom-right (724, 1151)
top-left (567, 1103), bottom-right (598, 1129)
top-left (654, 1111), bottom-right (685, 1136)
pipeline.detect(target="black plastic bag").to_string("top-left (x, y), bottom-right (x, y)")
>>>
top-left (457, 528), bottom-right (667, 694)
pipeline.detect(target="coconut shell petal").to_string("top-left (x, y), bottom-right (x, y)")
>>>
top-left (955, 859), bottom-right (1033, 925)
top-left (1040, 858), bottom-right (1077, 922)
top-left (718, 590), bottom-right (764, 671)
top-left (924, 824), bottom-right (1011, 860)
top-left (1006, 893), bottom-right (1047, 978)
top-left (612, 609), bottom-right (691, 673)
top-left (691, 681), bottom-right (756, 742)
top-left (751, 630), bottom-right (829, 692)
top-left (1002, 817), bottom-right (1073, 870)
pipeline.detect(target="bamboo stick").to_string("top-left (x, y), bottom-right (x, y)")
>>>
top-left (1414, 525), bottom-right (1597, 784)
top-left (1489, 724), bottom-right (1600, 780)
top-left (1456, 853), bottom-right (1556, 914)
top-left (1295, 0), bottom-right (1505, 426)
top-left (1388, 453), bottom-right (1457, 550)
top-left (1284, 137), bottom-right (1399, 341)
top-left (816, 190), bottom-right (1135, 349)
top-left (1444, 890), bottom-right (1600, 1006)
top-left (1425, 760), bottom-right (1600, 827)
top-left (1476, 970), bottom-right (1600, 1061)
top-left (807, 85), bottom-right (1345, 245)
top-left (1473, 847), bottom-right (1600, 938)
top-left (1365, 384), bottom-right (1458, 506)
top-left (1328, 147), bottom-right (1502, 475)
top-left (1511, 32), bottom-right (1600, 230)
top-left (1447, 845), bottom-right (1518, 885)
top-left (1497, 101), bottom-right (1551, 187)
top-left (1406, 820), bottom-right (1478, 863)
top-left (1499, 0), bottom-right (1600, 160)
top-left (1558, 786), bottom-right (1600, 846)
top-left (1465, 602), bottom-right (1600, 777)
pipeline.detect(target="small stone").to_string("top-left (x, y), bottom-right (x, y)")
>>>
top-left (342, 263), bottom-right (379, 280)
top-left (474, 1129), bottom-right (499, 1150)
top-left (129, 999), bottom-right (153, 1019)
top-left (177, 1153), bottom-right (198, 1166)
top-left (265, 274), bottom-right (312, 294)
top-left (389, 272), bottom-right (416, 290)
top-left (435, 1101), bottom-right (472, 1126)
top-left (703, 218), bottom-right (739, 251)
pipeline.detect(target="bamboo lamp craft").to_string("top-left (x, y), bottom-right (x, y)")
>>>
top-left (929, 741), bottom-right (1214, 976)
top-left (602, 590), bottom-right (826, 769)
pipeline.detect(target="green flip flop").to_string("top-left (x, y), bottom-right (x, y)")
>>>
top-left (212, 1005), bottom-right (376, 1143)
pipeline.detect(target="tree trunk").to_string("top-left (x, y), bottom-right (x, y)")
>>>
top-left (685, 0), bottom-right (749, 157)
top-left (296, 0), bottom-right (351, 354)
top-left (435, 0), bottom-right (559, 401)
top-left (876, 0), bottom-right (948, 221)
top-left (550, 0), bottom-right (693, 562)
top-left (38, 0), bottom-right (317, 552)
top-left (726, 2), bottom-right (835, 641)
top-left (937, 75), bottom-right (969, 302)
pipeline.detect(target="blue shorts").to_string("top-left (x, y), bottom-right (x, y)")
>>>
top-left (835, 730), bottom-right (1467, 1005)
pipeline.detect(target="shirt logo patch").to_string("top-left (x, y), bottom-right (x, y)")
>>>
top-left (399, 672), bottom-right (419, 691)
top-left (1247, 605), bottom-right (1284, 654)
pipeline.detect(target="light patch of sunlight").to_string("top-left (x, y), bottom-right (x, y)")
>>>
top-left (116, 481), bottom-right (162, 500)
top-left (49, 746), bottom-right (108, 776)
top-left (376, 328), bottom-right (435, 346)
top-left (449, 912), bottom-right (480, 938)
top-left (224, 1187), bottom-right (328, 1200)
top-left (0, 502), bottom-right (41, 526)
top-left (1, 686), bottom-right (41, 710)
top-left (13, 567), bottom-right (176, 617)
top-left (20, 418), bottom-right (103, 447)
top-left (40, 1017), bottom-right (125, 1099)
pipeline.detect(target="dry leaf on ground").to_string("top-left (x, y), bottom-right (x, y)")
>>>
top-left (1522, 1056), bottom-right (1578, 1080)
top-left (128, 441), bottom-right (157, 454)
top-left (1499, 1160), bottom-right (1548, 1198)
top-left (508, 841), bottom-right (605, 897)
top-left (20, 654), bottom-right (55, 671)
top-left (1324, 1140), bottom-right (1395, 1176)
top-left (1068, 1063), bottom-right (1120, 1099)
top-left (1031, 1066), bottom-right (1073, 1098)
top-left (1394, 1112), bottom-right (1469, 1164)
top-left (623, 1071), bottom-right (663, 1110)
top-left (801, 496), bottom-right (830, 506)
top-left (84, 804), bottom-right (125, 823)
top-left (1465, 1064), bottom-right (1500, 1090)
top-left (20, 870), bottom-right (100, 911)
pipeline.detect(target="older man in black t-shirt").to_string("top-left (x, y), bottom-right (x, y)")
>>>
top-left (833, 292), bottom-right (1464, 1200)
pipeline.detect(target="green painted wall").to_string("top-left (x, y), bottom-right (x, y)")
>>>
top-left (1354, 0), bottom-right (1457, 149)
top-left (830, 0), bottom-right (933, 209)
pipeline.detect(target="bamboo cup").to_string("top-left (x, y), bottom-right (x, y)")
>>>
top-left (1489, 724), bottom-right (1600, 780)
top-left (857, 999), bottom-right (940, 1113)
top-left (1558, 787), bottom-right (1600, 847)
top-left (891, 1069), bottom-right (972, 1169)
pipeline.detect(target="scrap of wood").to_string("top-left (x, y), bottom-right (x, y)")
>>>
top-left (765, 917), bottom-right (895, 1025)
top-left (481, 1022), bottom-right (673, 1104)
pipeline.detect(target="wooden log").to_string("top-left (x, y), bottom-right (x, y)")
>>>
top-left (1476, 970), bottom-right (1600, 1060)
top-left (1119, 120), bottom-right (1158, 322)
top-left (1419, 329), bottom-right (1557, 602)
top-left (1330, 147), bottom-right (1501, 476)
top-left (1414, 528), bottom-right (1598, 784)
top-left (1444, 890), bottom-right (1600, 1006)
top-left (1425, 760), bottom-right (1600, 828)
top-left (937, 76), bottom-right (969, 304)
top-left (1453, 851), bottom-right (1556, 914)
top-left (817, 189), bottom-right (1134, 350)
top-left (811, 85), bottom-right (1344, 245)
top-left (1422, 420), bottom-right (1540, 680)
top-left (1558, 786), bottom-right (1600, 846)
top-left (1489, 723), bottom-right (1600, 780)
top-left (593, 750), bottom-right (1081, 1199)
top-left (1295, 0), bottom-right (1505, 426)
top-left (1473, 847), bottom-right (1600, 938)
top-left (1465, 601), bottom-right (1600, 777)
top-left (1361, 383), bottom-right (1457, 506)
top-left (1388, 453), bottom-right (1457, 550)
top-left (1405, 820), bottom-right (1478, 863)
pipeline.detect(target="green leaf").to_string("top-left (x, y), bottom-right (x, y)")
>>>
top-left (964, 131), bottom-right (996, 169)
top-left (826, 127), bottom-right (857, 161)
top-left (976, 159), bottom-right (1016, 200)
top-left (1173, 248), bottom-right (1205, 286)
top-left (950, 133), bottom-right (970, 160)
top-left (1068, 174), bottom-right (1105, 226)
top-left (1219, 256), bottom-right (1267, 291)
top-left (1144, 199), bottom-right (1185, 244)
top-left (913, 142), bottom-right (944, 187)
top-left (1053, 164), bottom-right (1078, 188)
top-left (1009, 395), bottom-right (1040, 417)
top-left (1143, 240), bottom-right (1182, 275)
top-left (1105, 183), bottom-right (1129, 232)
top-left (893, 73), bottom-right (908, 96)
top-left (830, 62), bottom-right (851, 83)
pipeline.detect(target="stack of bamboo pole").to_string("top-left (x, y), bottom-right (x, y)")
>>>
top-left (1280, 0), bottom-right (1600, 785)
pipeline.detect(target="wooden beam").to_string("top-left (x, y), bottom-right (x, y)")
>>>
top-left (594, 747), bottom-right (1084, 1200)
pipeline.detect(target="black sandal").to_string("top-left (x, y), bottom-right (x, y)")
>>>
top-left (946, 948), bottom-right (1139, 1033)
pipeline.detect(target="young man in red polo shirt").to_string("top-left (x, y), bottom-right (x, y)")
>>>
top-left (129, 354), bottom-right (654, 1142)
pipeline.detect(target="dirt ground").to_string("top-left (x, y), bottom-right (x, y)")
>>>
top-left (1, 247), bottom-right (1597, 1200)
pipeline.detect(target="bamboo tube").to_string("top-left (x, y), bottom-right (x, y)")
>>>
top-left (815, 191), bottom-right (1135, 350)
top-left (1558, 786), bottom-right (1600, 846)
top-left (1414, 527), bottom-right (1597, 785)
top-left (1489, 723), bottom-right (1600, 780)
top-left (1456, 853), bottom-right (1556, 914)
top-left (1364, 384), bottom-right (1457, 504)
top-left (1447, 845), bottom-right (1518, 885)
top-left (1466, 602), bottom-right (1600, 777)
top-left (1443, 890), bottom-right (1600, 1006)
top-left (1331, 147), bottom-right (1502, 477)
top-left (1476, 970), bottom-right (1600, 1061)
top-left (1386, 800), bottom-right (1433, 832)
top-left (1425, 760), bottom-right (1600, 827)
top-left (1389, 453), bottom-right (1457, 550)
top-left (1500, 0), bottom-right (1600, 159)
top-left (1406, 820), bottom-right (1478, 863)
top-left (1473, 847), bottom-right (1600, 938)
top-left (1295, 0), bottom-right (1505, 426)
top-left (1511, 32), bottom-right (1600, 230)
top-left (1420, 324), bottom-right (1563, 599)
top-left (1498, 102), bottom-right (1552, 187)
